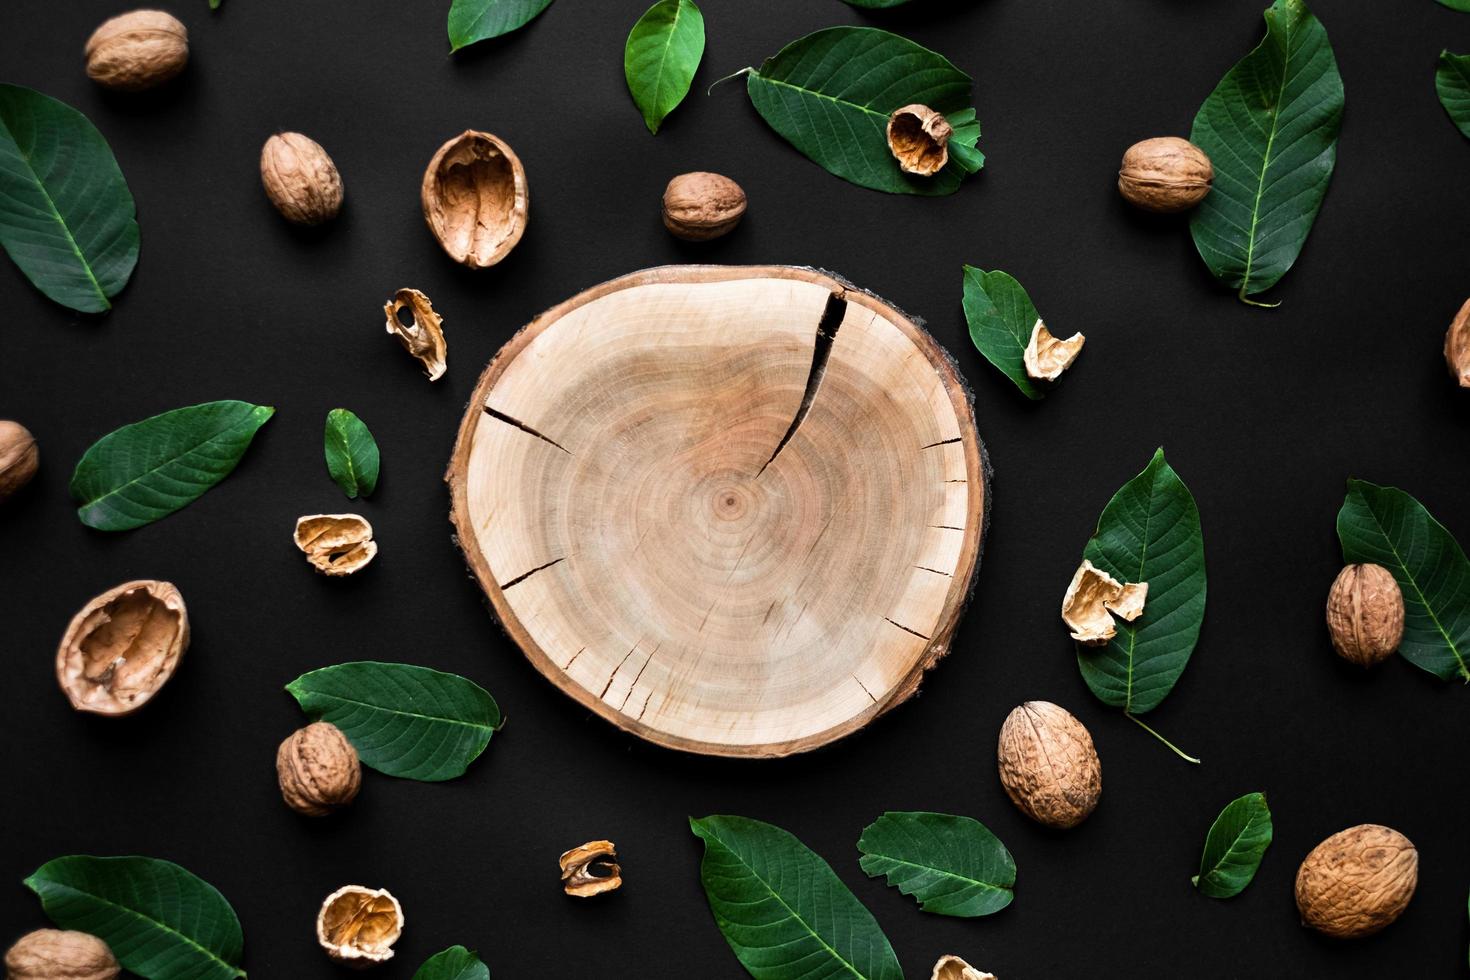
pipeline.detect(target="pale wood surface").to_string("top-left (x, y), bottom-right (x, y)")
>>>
top-left (447, 266), bottom-right (987, 756)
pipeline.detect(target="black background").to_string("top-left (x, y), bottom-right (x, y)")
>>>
top-left (2, 0), bottom-right (1468, 977)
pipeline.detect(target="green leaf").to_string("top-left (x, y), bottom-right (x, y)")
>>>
top-left (448, 0), bottom-right (554, 52)
top-left (1438, 0), bottom-right (1470, 10)
top-left (1193, 792), bottom-right (1272, 898)
top-left (961, 266), bottom-right (1046, 400)
top-left (1438, 51), bottom-right (1470, 141)
top-left (210, 0), bottom-right (222, 8)
top-left (1188, 0), bottom-right (1343, 304)
top-left (286, 662), bottom-right (501, 781)
top-left (1078, 449), bottom-right (1207, 715)
top-left (70, 400), bottom-right (274, 531)
top-left (624, 0), bottom-right (705, 135)
top-left (690, 814), bottom-right (902, 980)
top-left (0, 84), bottom-right (138, 314)
top-left (743, 27), bottom-right (983, 195)
top-left (24, 855), bottom-right (246, 980)
top-left (857, 811), bottom-right (1015, 917)
top-left (324, 408), bottom-right (380, 499)
top-left (843, 0), bottom-right (916, 6)
top-left (1336, 480), bottom-right (1470, 682)
top-left (414, 946), bottom-right (490, 980)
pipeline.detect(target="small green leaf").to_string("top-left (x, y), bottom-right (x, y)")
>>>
top-left (1437, 51), bottom-right (1470, 141)
top-left (857, 811), bottom-right (1015, 917)
top-left (24, 855), bottom-right (246, 980)
top-left (209, 0), bottom-right (222, 8)
top-left (691, 814), bottom-right (902, 980)
top-left (1193, 792), bottom-right (1272, 898)
top-left (624, 0), bottom-right (705, 134)
top-left (286, 662), bottom-right (501, 781)
top-left (961, 266), bottom-right (1045, 400)
top-left (324, 408), bottom-right (380, 499)
top-left (0, 84), bottom-right (139, 314)
top-left (1438, 0), bottom-right (1470, 10)
top-left (414, 946), bottom-right (490, 980)
top-left (1337, 480), bottom-right (1470, 682)
top-left (70, 400), bottom-right (274, 531)
top-left (448, 0), bottom-right (554, 52)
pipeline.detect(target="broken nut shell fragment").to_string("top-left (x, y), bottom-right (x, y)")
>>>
top-left (932, 955), bottom-right (996, 980)
top-left (277, 721), bottom-right (362, 816)
top-left (997, 700), bottom-right (1102, 829)
top-left (57, 580), bottom-right (189, 716)
top-left (1325, 563), bottom-right (1404, 667)
top-left (422, 130), bottom-right (528, 268)
top-left (294, 514), bottom-right (377, 576)
top-left (5, 929), bottom-right (120, 980)
top-left (887, 104), bottom-right (953, 176)
top-left (317, 885), bottom-right (404, 965)
top-left (384, 288), bottom-right (447, 381)
top-left (1444, 297), bottom-right (1470, 388)
top-left (560, 840), bottom-right (622, 897)
top-left (1023, 320), bottom-right (1085, 382)
top-left (1061, 559), bottom-right (1147, 646)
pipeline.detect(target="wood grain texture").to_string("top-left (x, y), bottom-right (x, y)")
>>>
top-left (446, 266), bottom-right (987, 756)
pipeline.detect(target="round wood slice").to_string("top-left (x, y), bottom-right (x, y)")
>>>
top-left (447, 266), bottom-right (987, 757)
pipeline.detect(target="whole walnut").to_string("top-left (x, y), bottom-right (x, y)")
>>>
top-left (260, 133), bottom-right (344, 226)
top-left (1296, 824), bottom-right (1417, 938)
top-left (277, 721), bottom-right (361, 816)
top-left (1326, 563), bottom-right (1404, 667)
top-left (5, 929), bottom-right (119, 980)
top-left (1118, 137), bottom-right (1214, 213)
top-left (0, 420), bottom-right (39, 503)
top-left (1445, 297), bottom-right (1470, 389)
top-left (84, 10), bottom-right (188, 92)
top-left (662, 172), bottom-right (746, 241)
top-left (996, 701), bottom-right (1101, 829)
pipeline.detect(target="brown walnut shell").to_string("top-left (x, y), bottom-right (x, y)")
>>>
top-left (1118, 137), bottom-right (1214, 213)
top-left (1295, 824), bottom-right (1418, 939)
top-left (421, 130), bottom-right (528, 268)
top-left (294, 514), bottom-right (377, 576)
top-left (5, 929), bottom-right (119, 980)
top-left (559, 840), bottom-right (622, 897)
top-left (996, 700), bottom-right (1101, 829)
top-left (260, 133), bottom-right (344, 226)
top-left (0, 419), bottom-right (39, 503)
top-left (277, 721), bottom-right (362, 816)
top-left (84, 9), bottom-right (188, 92)
top-left (384, 288), bottom-right (447, 381)
top-left (1325, 563), bottom-right (1404, 667)
top-left (1445, 297), bottom-right (1470, 389)
top-left (886, 104), bottom-right (953, 177)
top-left (661, 172), bottom-right (747, 241)
top-left (931, 955), bottom-right (996, 980)
top-left (317, 885), bottom-right (404, 965)
top-left (57, 580), bottom-right (188, 716)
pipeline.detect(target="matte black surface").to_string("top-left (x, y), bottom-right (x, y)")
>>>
top-left (3, 1), bottom-right (1469, 976)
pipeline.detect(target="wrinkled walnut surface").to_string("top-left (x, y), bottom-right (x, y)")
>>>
top-left (1023, 319), bottom-right (1085, 382)
top-left (1118, 136), bottom-right (1214, 213)
top-left (260, 132), bottom-right (343, 226)
top-left (1295, 824), bottom-right (1418, 939)
top-left (317, 885), bottom-right (404, 964)
top-left (887, 104), bottom-right (953, 177)
top-left (997, 701), bottom-right (1101, 829)
top-left (1326, 563), bottom-right (1404, 667)
top-left (661, 172), bottom-right (747, 241)
top-left (278, 721), bottom-right (361, 817)
top-left (422, 130), bottom-right (528, 268)
top-left (56, 580), bottom-right (188, 716)
top-left (0, 419), bottom-right (39, 503)
top-left (559, 840), bottom-right (622, 897)
top-left (384, 288), bottom-right (447, 381)
top-left (84, 9), bottom-right (188, 91)
top-left (5, 929), bottom-right (119, 980)
top-left (1445, 297), bottom-right (1470, 388)
top-left (1061, 559), bottom-right (1146, 646)
top-left (294, 514), bottom-right (377, 576)
top-left (932, 955), bottom-right (996, 980)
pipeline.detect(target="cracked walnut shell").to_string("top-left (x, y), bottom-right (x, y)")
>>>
top-left (317, 885), bottom-right (403, 965)
top-left (0, 419), bottom-right (39, 503)
top-left (84, 9), bottom-right (188, 92)
top-left (932, 955), bottom-right (996, 980)
top-left (1295, 824), bottom-right (1417, 939)
top-left (5, 929), bottom-right (119, 980)
top-left (384, 288), bottom-right (447, 381)
top-left (1118, 137), bottom-right (1214, 213)
top-left (294, 514), bottom-right (377, 576)
top-left (57, 580), bottom-right (188, 716)
top-left (887, 104), bottom-right (953, 177)
top-left (1061, 559), bottom-right (1147, 646)
top-left (260, 133), bottom-right (343, 226)
top-left (560, 840), bottom-right (622, 897)
top-left (1023, 320), bottom-right (1085, 382)
top-left (662, 172), bottom-right (747, 241)
top-left (1445, 297), bottom-right (1470, 388)
top-left (1326, 563), bottom-right (1403, 667)
top-left (278, 722), bottom-right (361, 816)
top-left (997, 701), bottom-right (1101, 830)
top-left (422, 130), bottom-right (528, 268)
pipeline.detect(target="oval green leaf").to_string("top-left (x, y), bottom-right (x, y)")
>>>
top-left (448, 0), bottom-right (554, 52)
top-left (1438, 0), bottom-right (1470, 10)
top-left (286, 662), bottom-right (501, 781)
top-left (1193, 792), bottom-right (1272, 898)
top-left (857, 811), bottom-right (1015, 917)
top-left (743, 27), bottom-right (983, 195)
top-left (1337, 480), bottom-right (1470, 682)
top-left (1189, 0), bottom-right (1343, 304)
top-left (24, 855), bottom-right (246, 980)
top-left (625, 0), bottom-right (705, 135)
top-left (1078, 449), bottom-right (1207, 715)
top-left (0, 84), bottom-right (139, 314)
top-left (324, 408), bottom-right (380, 499)
top-left (71, 400), bottom-right (274, 531)
top-left (691, 814), bottom-right (902, 980)
top-left (414, 946), bottom-right (490, 980)
top-left (962, 266), bottom-right (1045, 400)
top-left (1438, 51), bottom-right (1470, 141)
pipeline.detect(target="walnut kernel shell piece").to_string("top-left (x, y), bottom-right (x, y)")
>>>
top-left (1444, 297), bottom-right (1470, 388)
top-left (57, 580), bottom-right (188, 716)
top-left (662, 172), bottom-right (747, 241)
top-left (887, 104), bottom-right (953, 177)
top-left (422, 130), bottom-right (528, 268)
top-left (932, 955), bottom-right (997, 980)
top-left (84, 9), bottom-right (188, 92)
top-left (1023, 319), bottom-right (1085, 382)
top-left (1325, 563), bottom-right (1404, 667)
top-left (317, 885), bottom-right (404, 965)
top-left (260, 133), bottom-right (343, 226)
top-left (1118, 137), bottom-right (1214, 213)
top-left (294, 514), bottom-right (377, 576)
top-left (1295, 824), bottom-right (1417, 939)
top-left (560, 840), bottom-right (622, 897)
top-left (384, 288), bottom-right (447, 381)
top-left (1061, 559), bottom-right (1146, 646)
top-left (997, 701), bottom-right (1101, 830)
top-left (278, 721), bottom-right (362, 816)
top-left (0, 419), bottom-right (39, 503)
top-left (5, 929), bottom-right (119, 980)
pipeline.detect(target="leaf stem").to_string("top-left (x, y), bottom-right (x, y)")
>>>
top-left (1125, 713), bottom-right (1201, 764)
top-left (1236, 286), bottom-right (1281, 308)
top-left (707, 66), bottom-right (754, 95)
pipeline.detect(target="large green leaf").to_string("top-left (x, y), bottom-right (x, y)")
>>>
top-left (1337, 480), bottom-right (1470, 682)
top-left (70, 400), bottom-right (274, 531)
top-left (286, 662), bottom-right (502, 781)
top-left (0, 84), bottom-right (138, 314)
top-left (1192, 792), bottom-right (1272, 898)
top-left (414, 946), bottom-right (490, 980)
top-left (324, 408), bottom-right (380, 499)
top-left (857, 811), bottom-right (1015, 917)
top-left (1438, 0), bottom-right (1470, 11)
top-left (1438, 51), bottom-right (1470, 141)
top-left (24, 855), bottom-right (246, 980)
top-left (1188, 0), bottom-right (1343, 304)
top-left (448, 0), bottom-right (554, 52)
top-left (961, 266), bottom-right (1044, 400)
top-left (1078, 449), bottom-right (1207, 715)
top-left (690, 815), bottom-right (902, 980)
top-left (625, 0), bottom-right (705, 135)
top-left (743, 27), bottom-right (982, 195)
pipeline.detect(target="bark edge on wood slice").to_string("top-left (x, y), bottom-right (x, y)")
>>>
top-left (446, 266), bottom-right (988, 757)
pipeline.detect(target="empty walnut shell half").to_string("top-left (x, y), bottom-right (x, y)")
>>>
top-left (317, 885), bottom-right (404, 965)
top-left (1444, 297), bottom-right (1470, 389)
top-left (294, 514), bottom-right (377, 576)
top-left (1023, 319), bottom-right (1085, 382)
top-left (887, 104), bottom-right (953, 177)
top-left (932, 955), bottom-right (996, 980)
top-left (57, 580), bottom-right (188, 716)
top-left (384, 288), bottom-right (447, 381)
top-left (277, 721), bottom-right (361, 816)
top-left (560, 840), bottom-right (622, 897)
top-left (5, 929), bottom-right (119, 980)
top-left (421, 130), bottom-right (528, 269)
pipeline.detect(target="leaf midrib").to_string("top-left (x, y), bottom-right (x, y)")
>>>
top-left (864, 852), bottom-right (1011, 895)
top-left (642, 0), bottom-right (685, 116)
top-left (1200, 812), bottom-right (1266, 886)
top-left (1238, 12), bottom-right (1296, 299)
top-left (292, 687), bottom-right (496, 732)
